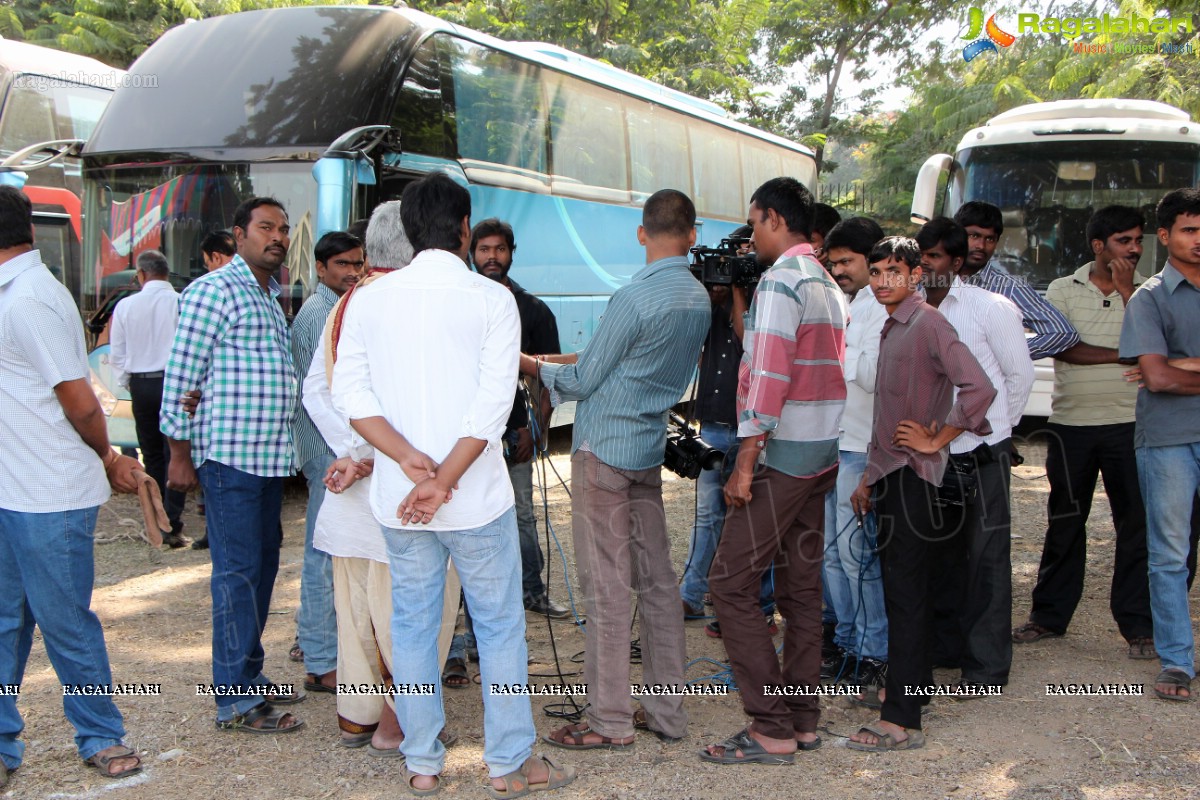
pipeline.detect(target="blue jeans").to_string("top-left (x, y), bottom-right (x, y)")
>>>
top-left (679, 423), bottom-right (774, 612)
top-left (1136, 443), bottom-right (1200, 677)
top-left (198, 461), bottom-right (285, 718)
top-left (384, 507), bottom-right (534, 777)
top-left (822, 450), bottom-right (887, 659)
top-left (0, 507), bottom-right (126, 769)
top-left (299, 452), bottom-right (337, 675)
top-left (508, 458), bottom-right (546, 603)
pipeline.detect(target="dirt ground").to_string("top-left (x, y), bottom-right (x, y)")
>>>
top-left (7, 431), bottom-right (1200, 800)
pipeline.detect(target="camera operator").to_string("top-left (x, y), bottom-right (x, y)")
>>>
top-left (680, 226), bottom-right (777, 638)
top-left (519, 189), bottom-right (709, 749)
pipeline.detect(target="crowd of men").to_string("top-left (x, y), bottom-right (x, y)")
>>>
top-left (1, 171), bottom-right (1199, 792)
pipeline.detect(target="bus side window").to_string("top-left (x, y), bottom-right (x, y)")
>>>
top-left (627, 104), bottom-right (691, 198)
top-left (690, 125), bottom-right (744, 221)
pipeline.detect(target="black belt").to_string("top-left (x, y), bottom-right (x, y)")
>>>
top-left (130, 371), bottom-right (165, 379)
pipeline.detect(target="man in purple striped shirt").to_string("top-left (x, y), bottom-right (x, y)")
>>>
top-left (701, 177), bottom-right (846, 765)
top-left (848, 237), bottom-right (995, 752)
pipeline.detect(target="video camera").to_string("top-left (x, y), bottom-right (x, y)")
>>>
top-left (663, 412), bottom-right (724, 480)
top-left (689, 237), bottom-right (766, 288)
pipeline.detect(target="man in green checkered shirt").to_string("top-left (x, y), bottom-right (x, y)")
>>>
top-left (162, 197), bottom-right (303, 734)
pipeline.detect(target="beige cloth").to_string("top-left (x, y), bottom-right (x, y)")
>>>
top-left (333, 555), bottom-right (461, 732)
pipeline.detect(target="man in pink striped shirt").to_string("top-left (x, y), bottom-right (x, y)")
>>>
top-left (701, 177), bottom-right (847, 765)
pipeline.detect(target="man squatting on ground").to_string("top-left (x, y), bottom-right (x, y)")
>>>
top-left (849, 237), bottom-right (996, 752)
top-left (0, 185), bottom-right (145, 786)
top-left (701, 177), bottom-right (848, 765)
top-left (521, 189), bottom-right (710, 750)
top-left (332, 172), bottom-right (576, 796)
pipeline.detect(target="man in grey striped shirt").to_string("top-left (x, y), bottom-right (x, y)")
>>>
top-left (521, 190), bottom-right (710, 750)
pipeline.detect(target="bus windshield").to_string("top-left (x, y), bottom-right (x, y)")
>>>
top-left (80, 162), bottom-right (317, 318)
top-left (956, 139), bottom-right (1200, 288)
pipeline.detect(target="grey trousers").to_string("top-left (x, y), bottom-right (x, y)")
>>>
top-left (571, 450), bottom-right (688, 739)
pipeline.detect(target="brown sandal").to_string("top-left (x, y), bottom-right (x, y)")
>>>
top-left (1011, 621), bottom-right (1062, 643)
top-left (486, 754), bottom-right (577, 799)
top-left (543, 722), bottom-right (634, 750)
top-left (83, 744), bottom-right (142, 779)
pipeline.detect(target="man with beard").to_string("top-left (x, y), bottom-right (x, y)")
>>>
top-left (470, 219), bottom-right (569, 620)
top-left (162, 197), bottom-right (304, 733)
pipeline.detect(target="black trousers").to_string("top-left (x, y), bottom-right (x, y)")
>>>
top-left (1028, 422), bottom-right (1152, 640)
top-left (928, 440), bottom-right (1013, 686)
top-left (129, 374), bottom-right (186, 529)
top-left (875, 467), bottom-right (941, 731)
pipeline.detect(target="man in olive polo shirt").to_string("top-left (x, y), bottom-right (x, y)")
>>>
top-left (1119, 188), bottom-right (1200, 702)
top-left (1013, 206), bottom-right (1153, 658)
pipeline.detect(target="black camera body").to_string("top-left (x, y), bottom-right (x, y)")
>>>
top-left (663, 412), bottom-right (724, 480)
top-left (689, 237), bottom-right (766, 288)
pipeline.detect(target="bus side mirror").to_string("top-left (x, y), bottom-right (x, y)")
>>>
top-left (911, 154), bottom-right (953, 225)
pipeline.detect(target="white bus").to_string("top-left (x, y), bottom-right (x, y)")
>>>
top-left (911, 98), bottom-right (1200, 416)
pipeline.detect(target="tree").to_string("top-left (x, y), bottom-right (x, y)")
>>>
top-left (754, 0), bottom-right (959, 173)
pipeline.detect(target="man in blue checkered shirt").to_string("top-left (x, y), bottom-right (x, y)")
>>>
top-left (162, 197), bottom-right (303, 734)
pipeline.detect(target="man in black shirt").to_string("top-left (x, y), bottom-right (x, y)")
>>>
top-left (471, 219), bottom-right (569, 619)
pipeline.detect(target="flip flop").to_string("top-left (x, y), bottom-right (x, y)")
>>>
top-left (304, 674), bottom-right (336, 694)
top-left (543, 722), bottom-right (634, 751)
top-left (795, 735), bottom-right (822, 752)
top-left (1153, 668), bottom-right (1193, 702)
top-left (847, 722), bottom-right (925, 752)
top-left (698, 729), bottom-right (794, 765)
top-left (486, 754), bottom-right (577, 799)
top-left (441, 658), bottom-right (470, 689)
top-left (1011, 622), bottom-right (1062, 643)
top-left (339, 731), bottom-right (374, 748)
top-left (83, 745), bottom-right (142, 779)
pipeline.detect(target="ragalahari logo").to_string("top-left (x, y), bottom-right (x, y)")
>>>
top-left (962, 7), bottom-right (1016, 61)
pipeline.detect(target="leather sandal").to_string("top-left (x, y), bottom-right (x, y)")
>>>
top-left (83, 745), bottom-right (142, 779)
top-left (1011, 621), bottom-right (1062, 643)
top-left (847, 722), bottom-right (925, 752)
top-left (543, 722), bottom-right (634, 750)
top-left (403, 766), bottom-right (441, 796)
top-left (698, 729), bottom-right (794, 765)
top-left (215, 703), bottom-right (305, 734)
top-left (485, 754), bottom-right (577, 799)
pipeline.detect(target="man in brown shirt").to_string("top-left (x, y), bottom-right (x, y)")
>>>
top-left (848, 237), bottom-right (995, 752)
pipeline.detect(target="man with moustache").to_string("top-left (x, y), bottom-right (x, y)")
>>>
top-left (162, 197), bottom-right (304, 733)
top-left (470, 219), bottom-right (568, 620)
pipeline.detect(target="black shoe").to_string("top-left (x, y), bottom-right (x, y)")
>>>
top-left (525, 595), bottom-right (571, 619)
top-left (850, 657), bottom-right (888, 689)
top-left (191, 534), bottom-right (209, 550)
top-left (820, 648), bottom-right (847, 680)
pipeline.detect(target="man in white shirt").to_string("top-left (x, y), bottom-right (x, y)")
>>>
top-left (332, 172), bottom-right (575, 797)
top-left (0, 185), bottom-right (144, 788)
top-left (918, 217), bottom-right (1033, 693)
top-left (109, 249), bottom-right (186, 547)
top-left (819, 217), bottom-right (889, 694)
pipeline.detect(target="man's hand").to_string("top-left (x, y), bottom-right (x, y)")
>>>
top-left (894, 419), bottom-right (942, 454)
top-left (723, 463), bottom-right (754, 508)
top-left (518, 353), bottom-right (539, 377)
top-left (325, 457), bottom-right (374, 494)
top-left (850, 477), bottom-right (872, 518)
top-left (399, 449), bottom-right (438, 485)
top-left (398, 478), bottom-right (451, 525)
top-left (1110, 257), bottom-right (1136, 300)
top-left (181, 389), bottom-right (201, 418)
top-left (166, 456), bottom-right (198, 492)
top-left (103, 451), bottom-right (143, 494)
top-left (513, 427), bottom-right (534, 463)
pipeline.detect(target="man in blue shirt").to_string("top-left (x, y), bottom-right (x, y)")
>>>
top-left (1119, 188), bottom-right (1200, 702)
top-left (521, 190), bottom-right (709, 749)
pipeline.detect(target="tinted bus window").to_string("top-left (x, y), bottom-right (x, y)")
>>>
top-left (0, 80), bottom-right (110, 189)
top-left (547, 74), bottom-right (628, 195)
top-left (447, 38), bottom-right (547, 175)
top-left (627, 104), bottom-right (691, 196)
top-left (393, 35), bottom-right (451, 159)
top-left (690, 125), bottom-right (744, 220)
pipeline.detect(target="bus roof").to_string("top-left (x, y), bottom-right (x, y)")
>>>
top-left (957, 98), bottom-right (1200, 151)
top-left (85, 5), bottom-right (811, 159)
top-left (0, 37), bottom-right (123, 82)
